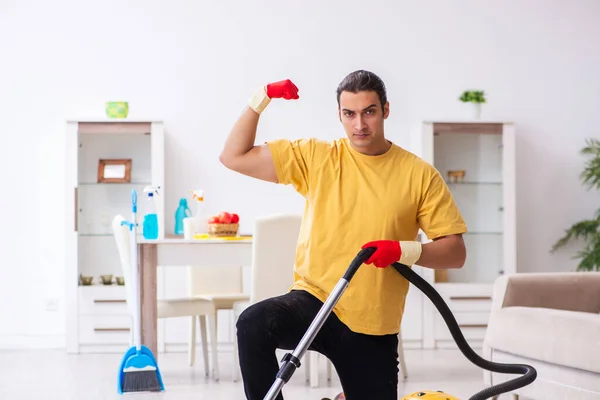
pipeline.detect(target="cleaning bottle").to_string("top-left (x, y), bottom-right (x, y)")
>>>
top-left (143, 188), bottom-right (159, 240)
top-left (191, 189), bottom-right (208, 235)
top-left (174, 198), bottom-right (192, 235)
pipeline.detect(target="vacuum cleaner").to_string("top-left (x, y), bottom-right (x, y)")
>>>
top-left (263, 247), bottom-right (537, 400)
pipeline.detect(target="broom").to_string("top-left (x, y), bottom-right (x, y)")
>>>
top-left (117, 189), bottom-right (164, 393)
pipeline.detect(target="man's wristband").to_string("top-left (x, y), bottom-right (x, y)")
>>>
top-left (399, 241), bottom-right (422, 266)
top-left (248, 86), bottom-right (271, 114)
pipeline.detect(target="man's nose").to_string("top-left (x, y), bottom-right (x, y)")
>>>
top-left (354, 115), bottom-right (367, 130)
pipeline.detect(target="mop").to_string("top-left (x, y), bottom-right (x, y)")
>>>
top-left (117, 189), bottom-right (165, 393)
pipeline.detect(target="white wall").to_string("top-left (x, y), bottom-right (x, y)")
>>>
top-left (1, 0), bottom-right (599, 347)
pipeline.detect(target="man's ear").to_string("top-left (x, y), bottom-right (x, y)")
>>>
top-left (383, 101), bottom-right (390, 119)
top-left (337, 107), bottom-right (342, 123)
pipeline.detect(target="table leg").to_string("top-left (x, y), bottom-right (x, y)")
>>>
top-left (139, 243), bottom-right (158, 358)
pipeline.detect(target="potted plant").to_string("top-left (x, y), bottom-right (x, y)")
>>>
top-left (551, 138), bottom-right (600, 271)
top-left (459, 90), bottom-right (486, 119)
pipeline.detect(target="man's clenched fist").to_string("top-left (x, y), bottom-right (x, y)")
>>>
top-left (266, 79), bottom-right (299, 100)
top-left (248, 78), bottom-right (299, 114)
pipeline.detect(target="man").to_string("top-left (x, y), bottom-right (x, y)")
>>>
top-left (220, 70), bottom-right (467, 400)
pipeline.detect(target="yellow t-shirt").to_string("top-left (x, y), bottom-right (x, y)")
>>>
top-left (266, 137), bottom-right (467, 335)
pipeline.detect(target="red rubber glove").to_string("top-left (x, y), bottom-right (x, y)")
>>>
top-left (266, 79), bottom-right (300, 100)
top-left (361, 240), bottom-right (401, 268)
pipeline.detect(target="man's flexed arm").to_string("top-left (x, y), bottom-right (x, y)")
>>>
top-left (219, 79), bottom-right (300, 183)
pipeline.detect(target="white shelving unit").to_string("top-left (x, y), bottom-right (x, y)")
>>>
top-left (413, 121), bottom-right (516, 349)
top-left (64, 120), bottom-right (165, 353)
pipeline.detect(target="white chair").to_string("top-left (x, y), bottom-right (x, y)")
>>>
top-left (231, 213), bottom-right (331, 384)
top-left (112, 215), bottom-right (220, 380)
top-left (185, 264), bottom-right (249, 375)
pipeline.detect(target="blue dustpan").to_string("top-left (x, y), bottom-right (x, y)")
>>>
top-left (117, 345), bottom-right (165, 393)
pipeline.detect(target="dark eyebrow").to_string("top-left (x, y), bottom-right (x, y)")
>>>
top-left (341, 104), bottom-right (378, 113)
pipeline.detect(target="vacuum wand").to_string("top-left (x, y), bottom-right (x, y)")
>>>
top-left (263, 247), bottom-right (376, 400)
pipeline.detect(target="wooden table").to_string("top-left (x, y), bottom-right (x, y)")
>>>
top-left (136, 236), bottom-right (253, 357)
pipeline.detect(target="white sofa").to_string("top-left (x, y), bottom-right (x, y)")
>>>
top-left (482, 272), bottom-right (600, 400)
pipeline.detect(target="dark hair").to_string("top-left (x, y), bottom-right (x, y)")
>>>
top-left (336, 70), bottom-right (387, 109)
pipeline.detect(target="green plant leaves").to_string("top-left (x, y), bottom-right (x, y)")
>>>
top-left (459, 90), bottom-right (486, 103)
top-left (551, 138), bottom-right (600, 271)
top-left (580, 138), bottom-right (600, 191)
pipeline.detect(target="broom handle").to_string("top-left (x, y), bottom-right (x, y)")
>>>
top-left (130, 189), bottom-right (142, 352)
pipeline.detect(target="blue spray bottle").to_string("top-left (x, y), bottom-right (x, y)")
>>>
top-left (142, 186), bottom-right (160, 240)
top-left (174, 198), bottom-right (191, 235)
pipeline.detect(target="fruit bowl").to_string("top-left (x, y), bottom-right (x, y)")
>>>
top-left (208, 211), bottom-right (240, 237)
top-left (208, 223), bottom-right (239, 237)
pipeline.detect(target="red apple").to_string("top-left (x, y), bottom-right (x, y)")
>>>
top-left (218, 211), bottom-right (232, 224)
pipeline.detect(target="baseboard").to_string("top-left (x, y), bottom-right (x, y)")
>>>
top-left (0, 334), bottom-right (66, 349)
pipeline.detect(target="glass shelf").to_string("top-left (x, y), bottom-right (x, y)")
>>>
top-left (450, 183), bottom-right (503, 233)
top-left (75, 126), bottom-right (158, 286)
top-left (436, 232), bottom-right (504, 284)
top-left (432, 130), bottom-right (505, 284)
top-left (77, 181), bottom-right (155, 236)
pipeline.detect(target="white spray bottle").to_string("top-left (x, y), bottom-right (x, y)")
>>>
top-left (190, 189), bottom-right (208, 235)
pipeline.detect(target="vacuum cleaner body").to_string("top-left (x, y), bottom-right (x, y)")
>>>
top-left (329, 390), bottom-right (459, 400)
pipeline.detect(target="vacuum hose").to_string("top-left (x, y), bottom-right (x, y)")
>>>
top-left (383, 254), bottom-right (538, 399)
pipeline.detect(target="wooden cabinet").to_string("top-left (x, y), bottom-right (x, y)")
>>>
top-left (412, 121), bottom-right (517, 349)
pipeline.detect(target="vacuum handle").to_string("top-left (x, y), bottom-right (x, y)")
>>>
top-left (342, 247), bottom-right (376, 281)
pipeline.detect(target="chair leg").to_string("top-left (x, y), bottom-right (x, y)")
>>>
top-left (309, 351), bottom-right (319, 388)
top-left (232, 316), bottom-right (241, 382)
top-left (189, 315), bottom-right (196, 366)
top-left (398, 330), bottom-right (408, 380)
top-left (305, 351), bottom-right (311, 383)
top-left (207, 312), bottom-right (219, 381)
top-left (199, 315), bottom-right (209, 377)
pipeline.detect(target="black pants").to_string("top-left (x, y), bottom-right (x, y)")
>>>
top-left (236, 290), bottom-right (399, 400)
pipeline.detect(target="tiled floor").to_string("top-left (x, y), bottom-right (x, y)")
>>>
top-left (0, 348), bottom-right (523, 399)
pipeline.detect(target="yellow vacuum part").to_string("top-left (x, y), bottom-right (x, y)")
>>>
top-left (402, 390), bottom-right (459, 400)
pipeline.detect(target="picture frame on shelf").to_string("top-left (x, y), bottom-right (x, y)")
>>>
top-left (97, 159), bottom-right (132, 183)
